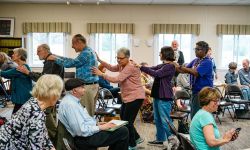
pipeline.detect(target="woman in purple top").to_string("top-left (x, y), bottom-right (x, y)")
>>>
top-left (136, 46), bottom-right (176, 147)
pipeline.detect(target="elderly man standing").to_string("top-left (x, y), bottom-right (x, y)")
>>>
top-left (171, 40), bottom-right (184, 86)
top-left (171, 40), bottom-right (184, 66)
top-left (47, 34), bottom-right (99, 116)
top-left (238, 59), bottom-right (250, 100)
top-left (175, 41), bottom-right (213, 118)
top-left (17, 44), bottom-right (64, 81)
top-left (17, 43), bottom-right (64, 145)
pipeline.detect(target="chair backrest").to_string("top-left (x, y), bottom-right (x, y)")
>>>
top-left (178, 133), bottom-right (196, 150)
top-left (175, 90), bottom-right (191, 100)
top-left (63, 138), bottom-right (72, 150)
top-left (64, 72), bottom-right (75, 79)
top-left (97, 88), bottom-right (116, 107)
top-left (225, 84), bottom-right (243, 99)
top-left (56, 121), bottom-right (76, 150)
top-left (0, 78), bottom-right (11, 101)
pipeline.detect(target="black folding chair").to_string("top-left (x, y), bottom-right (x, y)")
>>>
top-left (95, 88), bottom-right (115, 121)
top-left (0, 78), bottom-right (11, 108)
top-left (225, 84), bottom-right (250, 119)
top-left (178, 133), bottom-right (196, 150)
top-left (214, 86), bottom-right (235, 124)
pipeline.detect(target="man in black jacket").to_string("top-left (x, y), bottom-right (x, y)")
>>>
top-left (17, 43), bottom-right (64, 145)
top-left (17, 43), bottom-right (64, 81)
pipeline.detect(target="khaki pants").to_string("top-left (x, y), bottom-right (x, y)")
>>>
top-left (80, 84), bottom-right (99, 116)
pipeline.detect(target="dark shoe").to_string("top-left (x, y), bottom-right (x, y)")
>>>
top-left (147, 140), bottom-right (163, 147)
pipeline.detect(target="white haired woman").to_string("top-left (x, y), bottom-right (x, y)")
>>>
top-left (0, 74), bottom-right (64, 150)
top-left (0, 52), bottom-right (16, 70)
top-left (0, 48), bottom-right (32, 114)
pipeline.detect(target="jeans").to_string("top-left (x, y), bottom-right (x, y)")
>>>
top-left (241, 86), bottom-right (250, 100)
top-left (153, 98), bottom-right (173, 141)
top-left (190, 93), bottom-right (200, 119)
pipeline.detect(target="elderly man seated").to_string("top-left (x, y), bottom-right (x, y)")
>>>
top-left (58, 78), bottom-right (129, 150)
top-left (238, 59), bottom-right (250, 100)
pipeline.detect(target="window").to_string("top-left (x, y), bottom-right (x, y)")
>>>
top-left (27, 32), bottom-right (67, 67)
top-left (220, 35), bottom-right (250, 69)
top-left (90, 33), bottom-right (132, 64)
top-left (155, 34), bottom-right (195, 65)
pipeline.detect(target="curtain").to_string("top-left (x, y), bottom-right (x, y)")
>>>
top-left (152, 24), bottom-right (200, 35)
top-left (87, 23), bottom-right (135, 34)
top-left (217, 24), bottom-right (250, 35)
top-left (23, 22), bottom-right (71, 34)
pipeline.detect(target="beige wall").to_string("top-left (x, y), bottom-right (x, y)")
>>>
top-left (0, 3), bottom-right (250, 79)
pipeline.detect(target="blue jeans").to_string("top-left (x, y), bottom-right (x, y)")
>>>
top-left (241, 86), bottom-right (250, 100)
top-left (191, 93), bottom-right (200, 119)
top-left (153, 98), bottom-right (173, 141)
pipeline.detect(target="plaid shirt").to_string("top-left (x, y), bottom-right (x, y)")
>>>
top-left (56, 46), bottom-right (98, 83)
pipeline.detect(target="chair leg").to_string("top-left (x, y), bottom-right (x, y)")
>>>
top-left (226, 107), bottom-right (234, 122)
top-left (216, 114), bottom-right (221, 125)
top-left (232, 104), bottom-right (238, 121)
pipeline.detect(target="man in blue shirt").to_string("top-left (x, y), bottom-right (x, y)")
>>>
top-left (175, 41), bottom-right (213, 118)
top-left (59, 78), bottom-right (129, 149)
top-left (47, 34), bottom-right (99, 116)
top-left (238, 59), bottom-right (250, 100)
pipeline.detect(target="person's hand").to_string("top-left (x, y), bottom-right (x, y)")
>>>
top-left (223, 128), bottom-right (235, 143)
top-left (16, 65), bottom-right (30, 75)
top-left (46, 54), bottom-right (56, 61)
top-left (98, 122), bottom-right (117, 130)
top-left (91, 67), bottom-right (103, 76)
top-left (97, 122), bottom-right (106, 125)
top-left (169, 61), bottom-right (179, 68)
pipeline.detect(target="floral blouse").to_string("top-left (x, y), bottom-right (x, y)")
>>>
top-left (0, 97), bottom-right (54, 150)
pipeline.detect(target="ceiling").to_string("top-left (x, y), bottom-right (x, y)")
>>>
top-left (0, 0), bottom-right (250, 5)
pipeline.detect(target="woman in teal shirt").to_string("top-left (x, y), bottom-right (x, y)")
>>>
top-left (0, 48), bottom-right (32, 114)
top-left (190, 87), bottom-right (238, 150)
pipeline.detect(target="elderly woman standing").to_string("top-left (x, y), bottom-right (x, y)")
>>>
top-left (135, 46), bottom-right (177, 148)
top-left (92, 47), bottom-right (145, 150)
top-left (0, 74), bottom-right (64, 149)
top-left (190, 87), bottom-right (238, 150)
top-left (0, 48), bottom-right (32, 114)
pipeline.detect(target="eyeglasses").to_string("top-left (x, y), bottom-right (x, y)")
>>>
top-left (194, 47), bottom-right (203, 51)
top-left (115, 56), bottom-right (127, 60)
top-left (211, 99), bottom-right (220, 104)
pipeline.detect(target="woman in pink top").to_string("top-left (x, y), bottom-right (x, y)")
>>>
top-left (92, 47), bottom-right (145, 150)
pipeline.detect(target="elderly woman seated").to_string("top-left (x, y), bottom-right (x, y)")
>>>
top-left (0, 74), bottom-right (64, 150)
top-left (190, 87), bottom-right (238, 150)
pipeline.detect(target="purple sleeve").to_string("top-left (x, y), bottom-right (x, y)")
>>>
top-left (140, 64), bottom-right (175, 78)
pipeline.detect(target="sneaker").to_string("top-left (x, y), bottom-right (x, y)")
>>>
top-left (147, 140), bottom-right (164, 147)
top-left (136, 138), bottom-right (144, 145)
top-left (168, 135), bottom-right (180, 150)
top-left (128, 146), bottom-right (137, 150)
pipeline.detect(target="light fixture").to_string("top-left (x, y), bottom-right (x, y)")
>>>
top-left (66, 0), bottom-right (70, 5)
